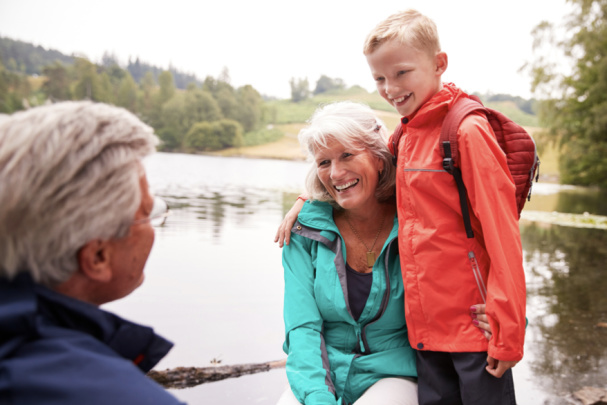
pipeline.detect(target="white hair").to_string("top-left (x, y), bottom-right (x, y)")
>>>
top-left (0, 101), bottom-right (159, 286)
top-left (298, 101), bottom-right (396, 204)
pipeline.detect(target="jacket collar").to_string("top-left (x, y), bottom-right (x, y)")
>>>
top-left (405, 82), bottom-right (468, 126)
top-left (0, 273), bottom-right (173, 372)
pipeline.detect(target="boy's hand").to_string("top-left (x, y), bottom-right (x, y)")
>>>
top-left (274, 197), bottom-right (305, 247)
top-left (470, 304), bottom-right (491, 340)
top-left (485, 357), bottom-right (518, 378)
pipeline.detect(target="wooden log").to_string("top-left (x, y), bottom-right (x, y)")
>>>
top-left (573, 386), bottom-right (607, 405)
top-left (147, 359), bottom-right (287, 389)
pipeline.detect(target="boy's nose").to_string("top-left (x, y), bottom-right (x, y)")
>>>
top-left (385, 80), bottom-right (400, 98)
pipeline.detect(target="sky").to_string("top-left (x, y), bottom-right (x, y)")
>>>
top-left (0, 0), bottom-right (572, 100)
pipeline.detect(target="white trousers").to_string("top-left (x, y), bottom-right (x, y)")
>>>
top-left (276, 377), bottom-right (418, 405)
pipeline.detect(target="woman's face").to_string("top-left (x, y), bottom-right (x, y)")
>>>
top-left (314, 138), bottom-right (384, 211)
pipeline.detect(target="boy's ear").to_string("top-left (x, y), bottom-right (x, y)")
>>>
top-left (77, 240), bottom-right (113, 283)
top-left (435, 52), bottom-right (448, 75)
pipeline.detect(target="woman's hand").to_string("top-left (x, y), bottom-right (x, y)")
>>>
top-left (274, 197), bottom-right (305, 247)
top-left (470, 304), bottom-right (491, 340)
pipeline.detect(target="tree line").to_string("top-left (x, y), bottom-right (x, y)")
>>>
top-left (0, 38), bottom-right (275, 152)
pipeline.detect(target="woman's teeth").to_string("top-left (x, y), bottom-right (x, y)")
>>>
top-left (335, 179), bottom-right (359, 192)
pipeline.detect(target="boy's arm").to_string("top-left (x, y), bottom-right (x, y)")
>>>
top-left (274, 197), bottom-right (306, 247)
top-left (457, 114), bottom-right (526, 364)
top-left (283, 233), bottom-right (338, 404)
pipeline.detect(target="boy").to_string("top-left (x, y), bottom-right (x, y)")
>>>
top-left (276, 9), bottom-right (525, 405)
top-left (363, 9), bottom-right (524, 404)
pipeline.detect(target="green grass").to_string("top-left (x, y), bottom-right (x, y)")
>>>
top-left (242, 127), bottom-right (284, 146)
top-left (484, 101), bottom-right (539, 127)
top-left (265, 87), bottom-right (392, 124)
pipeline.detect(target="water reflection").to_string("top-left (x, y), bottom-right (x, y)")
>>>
top-left (522, 222), bottom-right (607, 402)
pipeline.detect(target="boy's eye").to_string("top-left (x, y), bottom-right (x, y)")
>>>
top-left (397, 70), bottom-right (408, 76)
top-left (374, 76), bottom-right (384, 82)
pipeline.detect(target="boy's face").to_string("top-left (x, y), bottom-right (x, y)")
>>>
top-left (366, 39), bottom-right (446, 117)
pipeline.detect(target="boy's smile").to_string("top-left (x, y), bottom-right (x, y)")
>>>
top-left (365, 39), bottom-right (446, 118)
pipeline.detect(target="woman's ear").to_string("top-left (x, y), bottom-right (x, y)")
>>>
top-left (77, 240), bottom-right (113, 283)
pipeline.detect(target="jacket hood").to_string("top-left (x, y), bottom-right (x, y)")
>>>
top-left (0, 273), bottom-right (173, 373)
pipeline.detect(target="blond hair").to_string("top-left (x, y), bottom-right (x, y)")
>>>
top-left (363, 9), bottom-right (441, 56)
top-left (298, 101), bottom-right (396, 204)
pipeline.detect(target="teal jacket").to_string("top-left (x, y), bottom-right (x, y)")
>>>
top-left (282, 201), bottom-right (417, 405)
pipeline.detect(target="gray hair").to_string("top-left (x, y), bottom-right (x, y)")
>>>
top-left (0, 101), bottom-right (159, 286)
top-left (298, 101), bottom-right (396, 204)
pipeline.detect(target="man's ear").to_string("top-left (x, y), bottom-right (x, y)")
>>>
top-left (77, 240), bottom-right (113, 283)
top-left (435, 52), bottom-right (448, 75)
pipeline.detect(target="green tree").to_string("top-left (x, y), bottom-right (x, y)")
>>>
top-left (215, 87), bottom-right (239, 121)
top-left (236, 85), bottom-right (262, 132)
top-left (150, 70), bottom-right (176, 129)
top-left (157, 70), bottom-right (175, 102)
top-left (289, 77), bottom-right (310, 102)
top-left (116, 72), bottom-right (139, 112)
top-left (313, 75), bottom-right (345, 95)
top-left (529, 0), bottom-right (607, 187)
top-left (72, 57), bottom-right (107, 101)
top-left (184, 121), bottom-right (220, 151)
top-left (215, 119), bottom-right (244, 148)
top-left (184, 119), bottom-right (244, 151)
top-left (41, 62), bottom-right (71, 101)
top-left (184, 87), bottom-right (222, 123)
top-left (139, 71), bottom-right (156, 122)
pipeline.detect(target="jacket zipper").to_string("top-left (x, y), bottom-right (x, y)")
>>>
top-left (468, 251), bottom-right (487, 303)
top-left (359, 239), bottom-right (396, 353)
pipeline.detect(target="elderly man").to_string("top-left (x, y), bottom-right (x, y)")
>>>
top-left (0, 102), bottom-right (184, 404)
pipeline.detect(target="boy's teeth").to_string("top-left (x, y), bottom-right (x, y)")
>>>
top-left (335, 179), bottom-right (359, 191)
top-left (393, 93), bottom-right (412, 103)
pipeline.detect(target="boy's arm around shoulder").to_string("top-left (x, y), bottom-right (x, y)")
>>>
top-left (457, 114), bottom-right (526, 363)
top-left (282, 232), bottom-right (339, 405)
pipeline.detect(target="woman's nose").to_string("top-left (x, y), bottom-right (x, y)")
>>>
top-left (330, 161), bottom-right (345, 179)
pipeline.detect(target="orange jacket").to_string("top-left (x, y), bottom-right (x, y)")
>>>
top-left (392, 83), bottom-right (526, 362)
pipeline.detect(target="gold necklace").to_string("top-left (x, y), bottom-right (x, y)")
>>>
top-left (345, 211), bottom-right (387, 268)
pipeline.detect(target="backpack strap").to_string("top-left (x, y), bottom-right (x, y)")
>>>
top-left (389, 117), bottom-right (409, 166)
top-left (440, 96), bottom-right (487, 239)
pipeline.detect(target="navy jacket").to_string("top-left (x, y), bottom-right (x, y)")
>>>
top-left (0, 273), bottom-right (185, 405)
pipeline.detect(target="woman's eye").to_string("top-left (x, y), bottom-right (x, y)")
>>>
top-left (342, 153), bottom-right (353, 159)
top-left (318, 160), bottom-right (330, 167)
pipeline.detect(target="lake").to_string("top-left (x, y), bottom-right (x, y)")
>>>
top-left (104, 152), bottom-right (607, 405)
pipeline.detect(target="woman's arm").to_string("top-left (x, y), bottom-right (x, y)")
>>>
top-left (283, 233), bottom-right (338, 405)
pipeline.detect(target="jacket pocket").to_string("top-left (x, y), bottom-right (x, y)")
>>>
top-left (468, 251), bottom-right (487, 303)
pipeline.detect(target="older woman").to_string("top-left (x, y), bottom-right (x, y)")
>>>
top-left (278, 102), bottom-right (490, 405)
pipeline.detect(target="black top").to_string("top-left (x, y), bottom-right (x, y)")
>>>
top-left (346, 262), bottom-right (373, 321)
